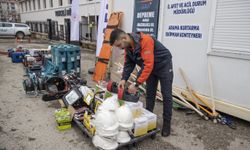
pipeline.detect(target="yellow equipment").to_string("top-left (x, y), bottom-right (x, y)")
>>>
top-left (83, 111), bottom-right (96, 136)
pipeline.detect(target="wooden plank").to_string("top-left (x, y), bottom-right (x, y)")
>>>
top-left (179, 68), bottom-right (219, 118)
top-left (174, 86), bottom-right (250, 122)
top-left (173, 90), bottom-right (208, 120)
top-left (112, 62), bottom-right (250, 121)
top-left (179, 68), bottom-right (200, 110)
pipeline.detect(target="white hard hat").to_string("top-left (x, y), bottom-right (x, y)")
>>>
top-left (98, 95), bottom-right (119, 112)
top-left (94, 109), bottom-right (119, 137)
top-left (17, 45), bottom-right (23, 49)
top-left (115, 104), bottom-right (133, 130)
top-left (117, 131), bottom-right (131, 144)
top-left (92, 135), bottom-right (118, 150)
top-left (27, 56), bottom-right (36, 62)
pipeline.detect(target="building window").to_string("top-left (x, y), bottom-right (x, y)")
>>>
top-left (21, 2), bottom-right (24, 12)
top-left (11, 3), bottom-right (15, 9)
top-left (25, 1), bottom-right (27, 11)
top-left (44, 23), bottom-right (48, 33)
top-left (38, 0), bottom-right (41, 9)
top-left (59, 0), bottom-right (63, 6)
top-left (40, 23), bottom-right (43, 32)
top-left (59, 25), bottom-right (64, 40)
top-left (7, 3), bottom-right (9, 10)
top-left (35, 23), bottom-right (37, 32)
top-left (210, 0), bottom-right (250, 58)
top-left (29, 0), bottom-right (31, 11)
top-left (68, 0), bottom-right (72, 4)
top-left (50, 0), bottom-right (53, 7)
top-left (33, 0), bottom-right (36, 10)
top-left (31, 23), bottom-right (34, 31)
top-left (43, 0), bottom-right (46, 8)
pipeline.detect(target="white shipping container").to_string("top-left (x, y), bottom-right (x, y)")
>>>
top-left (112, 0), bottom-right (250, 122)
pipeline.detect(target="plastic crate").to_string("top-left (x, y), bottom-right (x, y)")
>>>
top-left (52, 45), bottom-right (67, 65)
top-left (67, 61), bottom-right (76, 73)
top-left (74, 46), bottom-right (81, 61)
top-left (51, 45), bottom-right (68, 75)
top-left (75, 60), bottom-right (81, 74)
top-left (66, 50), bottom-right (76, 63)
top-left (50, 44), bottom-right (81, 75)
top-left (71, 46), bottom-right (81, 75)
top-left (42, 58), bottom-right (58, 76)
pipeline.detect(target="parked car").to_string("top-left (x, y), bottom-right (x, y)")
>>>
top-left (0, 22), bottom-right (31, 39)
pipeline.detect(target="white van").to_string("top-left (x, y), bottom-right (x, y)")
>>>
top-left (0, 22), bottom-right (31, 39)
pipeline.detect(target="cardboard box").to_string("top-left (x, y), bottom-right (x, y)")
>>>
top-left (133, 116), bottom-right (148, 137)
top-left (142, 108), bottom-right (157, 131)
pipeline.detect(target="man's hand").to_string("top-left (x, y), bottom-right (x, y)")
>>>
top-left (119, 80), bottom-right (126, 89)
top-left (128, 84), bottom-right (138, 94)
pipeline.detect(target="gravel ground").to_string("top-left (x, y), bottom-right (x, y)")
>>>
top-left (0, 38), bottom-right (249, 150)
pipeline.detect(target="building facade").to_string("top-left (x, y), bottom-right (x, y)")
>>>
top-left (0, 0), bottom-right (20, 22)
top-left (18, 0), bottom-right (100, 41)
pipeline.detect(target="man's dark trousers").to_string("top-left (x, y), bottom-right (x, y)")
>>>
top-left (146, 60), bottom-right (173, 122)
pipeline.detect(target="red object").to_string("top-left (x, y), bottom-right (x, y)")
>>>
top-left (117, 87), bottom-right (124, 100)
top-left (106, 81), bottom-right (113, 92)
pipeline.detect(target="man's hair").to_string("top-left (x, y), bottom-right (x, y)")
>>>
top-left (110, 28), bottom-right (126, 46)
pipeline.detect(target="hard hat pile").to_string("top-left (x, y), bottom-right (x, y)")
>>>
top-left (92, 95), bottom-right (133, 149)
top-left (115, 104), bottom-right (133, 143)
top-left (93, 109), bottom-right (119, 150)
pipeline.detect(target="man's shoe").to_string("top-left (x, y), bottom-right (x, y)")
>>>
top-left (161, 121), bottom-right (171, 137)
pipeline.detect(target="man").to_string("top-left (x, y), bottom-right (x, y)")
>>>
top-left (109, 29), bottom-right (173, 137)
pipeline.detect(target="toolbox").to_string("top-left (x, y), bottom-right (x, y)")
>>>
top-left (11, 52), bottom-right (26, 63)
